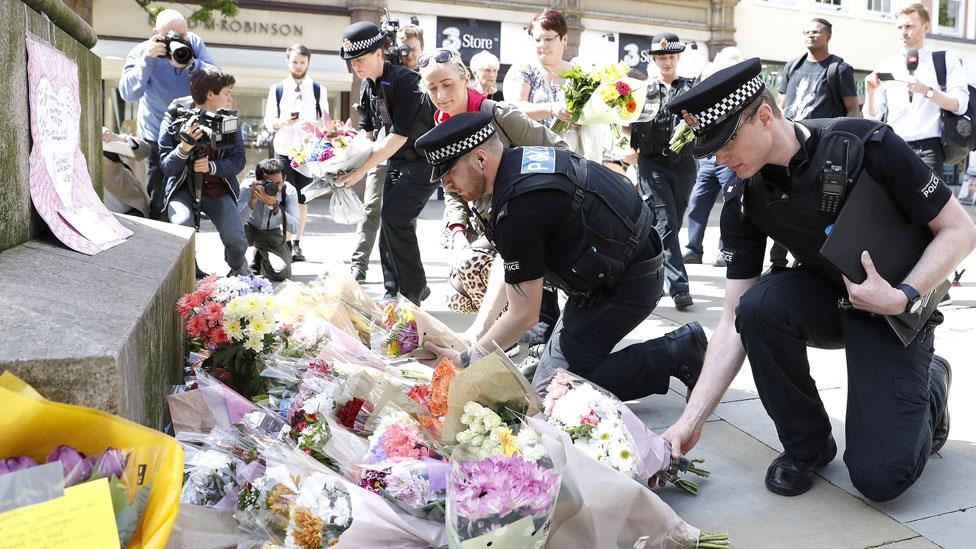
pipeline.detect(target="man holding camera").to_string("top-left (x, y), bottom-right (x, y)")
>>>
top-left (238, 159), bottom-right (300, 281)
top-left (336, 21), bottom-right (436, 305)
top-left (264, 44), bottom-right (330, 263)
top-left (159, 68), bottom-right (248, 278)
top-left (119, 8), bottom-right (218, 221)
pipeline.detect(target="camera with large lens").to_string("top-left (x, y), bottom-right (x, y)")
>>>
top-left (261, 179), bottom-right (279, 196)
top-left (161, 30), bottom-right (194, 66)
top-left (174, 106), bottom-right (240, 150)
top-left (380, 9), bottom-right (410, 65)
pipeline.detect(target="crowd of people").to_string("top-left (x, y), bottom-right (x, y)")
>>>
top-left (105, 3), bottom-right (975, 505)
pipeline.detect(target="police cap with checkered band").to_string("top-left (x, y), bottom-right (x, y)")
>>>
top-left (650, 33), bottom-right (685, 55)
top-left (666, 57), bottom-right (765, 158)
top-left (416, 112), bottom-right (497, 182)
top-left (340, 21), bottom-right (385, 60)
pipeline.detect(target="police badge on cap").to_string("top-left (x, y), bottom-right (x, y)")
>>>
top-left (667, 57), bottom-right (766, 158)
top-left (340, 21), bottom-right (386, 60)
top-left (416, 112), bottom-right (497, 182)
top-left (650, 33), bottom-right (686, 55)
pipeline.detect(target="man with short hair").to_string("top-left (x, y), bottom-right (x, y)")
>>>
top-left (662, 58), bottom-right (974, 502)
top-left (778, 18), bottom-right (859, 120)
top-left (864, 3), bottom-right (970, 174)
top-left (263, 43), bottom-right (329, 263)
top-left (159, 67), bottom-right (247, 278)
top-left (238, 158), bottom-right (300, 281)
top-left (119, 9), bottom-right (217, 221)
top-left (398, 25), bottom-right (425, 70)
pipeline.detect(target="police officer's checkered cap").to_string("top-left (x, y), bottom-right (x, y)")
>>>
top-left (688, 75), bottom-right (764, 135)
top-left (347, 31), bottom-right (384, 53)
top-left (425, 121), bottom-right (496, 164)
top-left (650, 33), bottom-right (685, 54)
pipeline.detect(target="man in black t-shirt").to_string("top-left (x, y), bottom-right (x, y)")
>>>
top-left (778, 18), bottom-right (859, 121)
top-left (415, 112), bottom-right (709, 403)
top-left (661, 58), bottom-right (975, 502)
top-left (336, 22), bottom-right (436, 305)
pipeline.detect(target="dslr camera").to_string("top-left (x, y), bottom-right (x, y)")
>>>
top-left (160, 30), bottom-right (194, 65)
top-left (173, 106), bottom-right (240, 151)
top-left (260, 180), bottom-right (279, 196)
top-left (380, 9), bottom-right (410, 64)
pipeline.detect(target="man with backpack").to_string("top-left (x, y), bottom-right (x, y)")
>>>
top-left (864, 4), bottom-right (971, 174)
top-left (263, 43), bottom-right (329, 263)
top-left (778, 18), bottom-right (859, 121)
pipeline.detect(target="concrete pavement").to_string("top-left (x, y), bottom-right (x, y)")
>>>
top-left (194, 192), bottom-right (976, 548)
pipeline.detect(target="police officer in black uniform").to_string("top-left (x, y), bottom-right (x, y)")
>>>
top-left (630, 33), bottom-right (698, 311)
top-left (415, 112), bottom-right (708, 402)
top-left (660, 58), bottom-right (975, 501)
top-left (336, 21), bottom-right (436, 304)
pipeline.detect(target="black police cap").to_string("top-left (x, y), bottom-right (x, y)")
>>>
top-left (340, 21), bottom-right (385, 60)
top-left (415, 112), bottom-right (497, 182)
top-left (650, 32), bottom-right (685, 55)
top-left (667, 57), bottom-right (765, 158)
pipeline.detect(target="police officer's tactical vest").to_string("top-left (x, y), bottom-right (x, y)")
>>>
top-left (486, 147), bottom-right (659, 296)
top-left (732, 118), bottom-right (886, 288)
top-left (635, 77), bottom-right (695, 157)
top-left (358, 65), bottom-right (435, 161)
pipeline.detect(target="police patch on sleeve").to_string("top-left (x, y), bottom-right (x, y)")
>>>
top-left (918, 171), bottom-right (941, 199)
top-left (520, 147), bottom-right (556, 174)
top-left (504, 260), bottom-right (521, 272)
top-left (718, 249), bottom-right (734, 264)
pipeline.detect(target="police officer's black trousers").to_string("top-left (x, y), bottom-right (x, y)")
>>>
top-left (638, 154), bottom-right (696, 297)
top-left (736, 268), bottom-right (948, 502)
top-left (378, 158), bottom-right (436, 304)
top-left (532, 269), bottom-right (675, 401)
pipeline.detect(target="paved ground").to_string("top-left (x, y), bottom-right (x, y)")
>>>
top-left (194, 190), bottom-right (976, 548)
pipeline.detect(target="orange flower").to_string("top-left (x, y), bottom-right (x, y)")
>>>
top-left (428, 357), bottom-right (458, 417)
top-left (626, 98), bottom-right (637, 113)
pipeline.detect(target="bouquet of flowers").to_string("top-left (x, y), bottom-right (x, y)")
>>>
top-left (365, 409), bottom-right (445, 464)
top-left (208, 290), bottom-right (283, 398)
top-left (544, 369), bottom-right (710, 493)
top-left (406, 357), bottom-right (457, 417)
top-left (371, 297), bottom-right (466, 360)
top-left (669, 120), bottom-right (695, 154)
top-left (552, 61), bottom-right (647, 134)
top-left (358, 457), bottom-right (451, 521)
top-left (177, 275), bottom-right (272, 351)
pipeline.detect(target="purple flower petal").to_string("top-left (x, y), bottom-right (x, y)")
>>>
top-left (46, 445), bottom-right (91, 486)
top-left (0, 456), bottom-right (39, 476)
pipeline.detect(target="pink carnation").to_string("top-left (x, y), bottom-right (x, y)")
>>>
top-left (616, 81), bottom-right (631, 96)
top-left (581, 410), bottom-right (600, 425)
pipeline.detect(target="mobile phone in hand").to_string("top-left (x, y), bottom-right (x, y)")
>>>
top-left (877, 72), bottom-right (895, 82)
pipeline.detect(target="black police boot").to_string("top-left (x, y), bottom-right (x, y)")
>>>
top-left (765, 435), bottom-right (837, 497)
top-left (666, 321), bottom-right (707, 400)
top-left (930, 355), bottom-right (952, 455)
top-left (250, 253), bottom-right (262, 275)
top-left (682, 250), bottom-right (703, 264)
top-left (351, 265), bottom-right (367, 283)
top-left (673, 292), bottom-right (694, 311)
top-left (291, 241), bottom-right (306, 262)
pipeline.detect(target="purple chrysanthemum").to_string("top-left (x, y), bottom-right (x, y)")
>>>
top-left (451, 453), bottom-right (557, 522)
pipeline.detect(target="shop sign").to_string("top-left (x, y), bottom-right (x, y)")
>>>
top-left (436, 17), bottom-right (501, 63)
top-left (188, 18), bottom-right (303, 37)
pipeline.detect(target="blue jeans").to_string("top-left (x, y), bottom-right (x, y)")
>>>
top-left (531, 269), bottom-right (675, 401)
top-left (685, 155), bottom-right (736, 256)
top-left (168, 188), bottom-right (249, 276)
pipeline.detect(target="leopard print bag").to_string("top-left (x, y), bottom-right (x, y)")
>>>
top-left (446, 247), bottom-right (495, 314)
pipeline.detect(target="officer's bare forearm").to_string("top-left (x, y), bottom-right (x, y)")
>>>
top-left (477, 278), bottom-right (543, 352)
top-left (905, 199), bottom-right (976, 294)
top-left (678, 277), bottom-right (756, 428)
top-left (357, 133), bottom-right (408, 175)
top-left (469, 254), bottom-right (509, 338)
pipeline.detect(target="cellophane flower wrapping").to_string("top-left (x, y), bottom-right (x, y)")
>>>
top-left (371, 296), bottom-right (467, 360)
top-left (176, 275), bottom-right (274, 352)
top-left (285, 119), bottom-right (369, 178)
top-left (358, 457), bottom-right (451, 521)
top-left (446, 418), bottom-right (559, 549)
top-left (543, 369), bottom-right (671, 480)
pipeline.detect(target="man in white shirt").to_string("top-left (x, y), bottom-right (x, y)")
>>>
top-left (864, 3), bottom-right (970, 174)
top-left (263, 43), bottom-right (329, 263)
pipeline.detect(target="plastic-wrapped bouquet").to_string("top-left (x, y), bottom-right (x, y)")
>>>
top-left (552, 61), bottom-right (647, 135)
top-left (207, 291), bottom-right (283, 398)
top-left (365, 409), bottom-right (445, 464)
top-left (371, 297), bottom-right (466, 360)
top-left (176, 275), bottom-right (272, 351)
top-left (358, 457), bottom-right (451, 521)
top-left (285, 119), bottom-right (362, 174)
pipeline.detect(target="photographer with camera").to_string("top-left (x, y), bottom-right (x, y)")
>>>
top-left (159, 68), bottom-right (248, 278)
top-left (336, 21), bottom-right (436, 305)
top-left (397, 25), bottom-right (425, 70)
top-left (238, 159), bottom-right (300, 281)
top-left (119, 9), bottom-right (218, 222)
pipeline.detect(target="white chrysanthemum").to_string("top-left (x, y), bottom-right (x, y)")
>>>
top-left (609, 441), bottom-right (638, 474)
top-left (516, 429), bottom-right (545, 462)
top-left (590, 419), bottom-right (616, 444)
top-left (224, 319), bottom-right (243, 341)
top-left (244, 336), bottom-right (263, 353)
top-left (250, 317), bottom-right (268, 336)
top-left (302, 392), bottom-right (336, 416)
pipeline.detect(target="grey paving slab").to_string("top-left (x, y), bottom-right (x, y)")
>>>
top-left (659, 421), bottom-right (921, 549)
top-left (879, 537), bottom-right (942, 548)
top-left (906, 508), bottom-right (976, 549)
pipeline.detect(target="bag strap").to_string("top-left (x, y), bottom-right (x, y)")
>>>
top-left (275, 83), bottom-right (284, 118)
top-left (934, 51), bottom-right (948, 91)
top-left (826, 57), bottom-right (844, 113)
top-left (313, 82), bottom-right (322, 119)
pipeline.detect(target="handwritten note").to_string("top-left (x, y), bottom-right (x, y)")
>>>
top-left (0, 478), bottom-right (120, 549)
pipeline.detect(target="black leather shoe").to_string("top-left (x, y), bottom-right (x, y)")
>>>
top-left (765, 436), bottom-right (837, 497)
top-left (673, 292), bottom-right (694, 311)
top-left (931, 355), bottom-right (952, 454)
top-left (291, 242), bottom-right (306, 262)
top-left (682, 251), bottom-right (703, 264)
top-left (351, 266), bottom-right (366, 282)
top-left (667, 321), bottom-right (707, 399)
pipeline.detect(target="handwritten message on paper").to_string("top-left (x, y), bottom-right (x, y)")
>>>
top-left (0, 478), bottom-right (120, 549)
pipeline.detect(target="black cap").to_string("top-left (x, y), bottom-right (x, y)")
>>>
top-left (667, 57), bottom-right (765, 158)
top-left (340, 21), bottom-right (385, 60)
top-left (415, 112), bottom-right (497, 182)
top-left (650, 33), bottom-right (685, 55)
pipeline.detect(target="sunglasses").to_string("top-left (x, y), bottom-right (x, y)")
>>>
top-left (721, 102), bottom-right (763, 151)
top-left (418, 49), bottom-right (459, 68)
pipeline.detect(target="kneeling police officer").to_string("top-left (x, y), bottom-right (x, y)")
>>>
top-left (660, 58), bottom-right (976, 501)
top-left (416, 112), bottom-right (708, 403)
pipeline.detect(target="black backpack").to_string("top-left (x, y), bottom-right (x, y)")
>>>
top-left (782, 54), bottom-right (845, 117)
top-left (933, 51), bottom-right (976, 164)
top-left (275, 82), bottom-right (322, 119)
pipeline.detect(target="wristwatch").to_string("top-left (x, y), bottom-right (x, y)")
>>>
top-left (925, 87), bottom-right (935, 99)
top-left (896, 283), bottom-right (923, 314)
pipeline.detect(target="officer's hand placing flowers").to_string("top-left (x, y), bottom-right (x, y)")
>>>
top-left (420, 341), bottom-right (465, 369)
top-left (843, 250), bottom-right (910, 315)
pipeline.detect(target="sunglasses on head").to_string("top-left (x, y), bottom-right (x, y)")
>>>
top-left (418, 49), bottom-right (458, 68)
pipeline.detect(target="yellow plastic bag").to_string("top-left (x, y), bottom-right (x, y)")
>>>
top-left (0, 372), bottom-right (184, 549)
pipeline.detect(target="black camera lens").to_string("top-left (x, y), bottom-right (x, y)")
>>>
top-left (262, 180), bottom-right (279, 195)
top-left (170, 43), bottom-right (193, 65)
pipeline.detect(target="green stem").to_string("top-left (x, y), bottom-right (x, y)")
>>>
top-left (697, 533), bottom-right (730, 548)
top-left (550, 119), bottom-right (570, 135)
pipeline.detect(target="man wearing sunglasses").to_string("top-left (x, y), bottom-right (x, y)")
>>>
top-left (336, 21), bottom-right (436, 305)
top-left (659, 58), bottom-right (973, 502)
